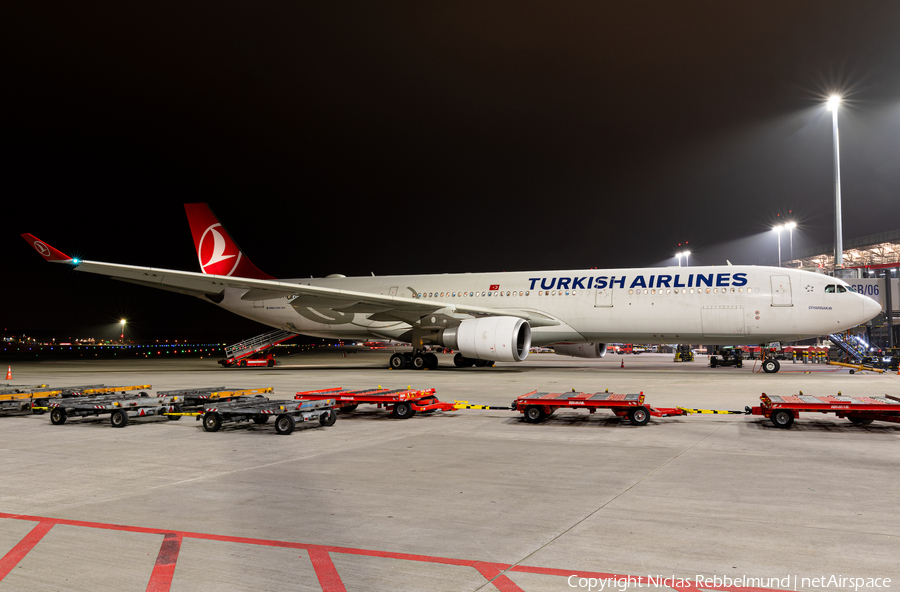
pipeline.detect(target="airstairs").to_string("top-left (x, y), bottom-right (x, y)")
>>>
top-left (827, 333), bottom-right (869, 364)
top-left (223, 330), bottom-right (297, 363)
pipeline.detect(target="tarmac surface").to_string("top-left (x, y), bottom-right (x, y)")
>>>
top-left (1, 350), bottom-right (898, 591)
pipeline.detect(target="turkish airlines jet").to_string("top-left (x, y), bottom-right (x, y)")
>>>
top-left (22, 203), bottom-right (880, 373)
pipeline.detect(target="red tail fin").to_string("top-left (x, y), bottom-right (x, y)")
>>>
top-left (184, 203), bottom-right (274, 279)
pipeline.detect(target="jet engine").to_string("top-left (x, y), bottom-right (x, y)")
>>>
top-left (553, 343), bottom-right (607, 358)
top-left (440, 317), bottom-right (531, 362)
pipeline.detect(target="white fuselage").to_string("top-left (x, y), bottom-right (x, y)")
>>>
top-left (211, 265), bottom-right (878, 346)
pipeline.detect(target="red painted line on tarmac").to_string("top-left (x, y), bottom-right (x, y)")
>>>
top-left (472, 562), bottom-right (526, 592)
top-left (0, 513), bottom-right (791, 592)
top-left (146, 533), bottom-right (182, 592)
top-left (307, 547), bottom-right (347, 592)
top-left (0, 519), bottom-right (56, 582)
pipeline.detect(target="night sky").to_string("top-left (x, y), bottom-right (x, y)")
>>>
top-left (4, 2), bottom-right (900, 341)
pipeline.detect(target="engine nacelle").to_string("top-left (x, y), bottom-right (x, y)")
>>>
top-left (553, 343), bottom-right (607, 359)
top-left (440, 317), bottom-right (531, 362)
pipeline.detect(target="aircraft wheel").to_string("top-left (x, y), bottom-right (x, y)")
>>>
top-left (762, 359), bottom-right (780, 373)
top-left (523, 405), bottom-right (546, 423)
top-left (453, 353), bottom-right (467, 367)
top-left (389, 353), bottom-right (408, 370)
top-left (425, 353), bottom-right (438, 370)
top-left (319, 409), bottom-right (337, 426)
top-left (275, 414), bottom-right (295, 435)
top-left (628, 406), bottom-right (650, 426)
top-left (50, 407), bottom-right (67, 425)
top-left (110, 409), bottom-right (129, 428)
top-left (411, 354), bottom-right (427, 370)
top-left (770, 409), bottom-right (794, 429)
top-left (203, 412), bottom-right (222, 432)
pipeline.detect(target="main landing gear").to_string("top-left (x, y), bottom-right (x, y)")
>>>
top-left (390, 352), bottom-right (437, 370)
top-left (388, 351), bottom-right (495, 370)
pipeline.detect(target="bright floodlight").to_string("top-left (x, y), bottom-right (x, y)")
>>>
top-left (826, 95), bottom-right (841, 112)
top-left (785, 221), bottom-right (796, 229)
top-left (120, 320), bottom-right (126, 325)
top-left (683, 250), bottom-right (691, 257)
top-left (773, 224), bottom-right (784, 232)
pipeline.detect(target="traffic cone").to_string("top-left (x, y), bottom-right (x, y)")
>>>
top-left (5, 366), bottom-right (10, 380)
top-left (620, 358), bottom-right (625, 369)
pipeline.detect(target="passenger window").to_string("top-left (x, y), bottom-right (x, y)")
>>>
top-left (825, 285), bottom-right (835, 293)
top-left (837, 285), bottom-right (847, 293)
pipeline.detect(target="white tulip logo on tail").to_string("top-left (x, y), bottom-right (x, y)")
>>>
top-left (198, 224), bottom-right (242, 276)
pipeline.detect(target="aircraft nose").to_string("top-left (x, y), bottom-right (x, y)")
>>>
top-left (862, 295), bottom-right (881, 322)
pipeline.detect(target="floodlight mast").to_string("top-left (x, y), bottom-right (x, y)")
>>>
top-left (773, 225), bottom-right (784, 267)
top-left (786, 222), bottom-right (796, 266)
top-left (827, 95), bottom-right (843, 271)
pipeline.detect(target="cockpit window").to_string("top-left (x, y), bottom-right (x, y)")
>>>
top-left (837, 285), bottom-right (847, 293)
top-left (845, 285), bottom-right (856, 292)
top-left (825, 284), bottom-right (836, 293)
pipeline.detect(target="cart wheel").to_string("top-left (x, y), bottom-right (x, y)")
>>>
top-left (848, 416), bottom-right (873, 425)
top-left (166, 404), bottom-right (182, 420)
top-left (275, 414), bottom-right (295, 435)
top-left (319, 409), bottom-right (337, 426)
top-left (267, 359), bottom-right (275, 367)
top-left (770, 409), bottom-right (794, 429)
top-left (849, 370), bottom-right (855, 374)
top-left (252, 416), bottom-right (270, 424)
top-left (339, 404), bottom-right (359, 413)
top-left (32, 399), bottom-right (47, 414)
top-left (203, 412), bottom-right (222, 432)
top-left (389, 353), bottom-right (408, 370)
top-left (628, 406), bottom-right (650, 426)
top-left (110, 409), bottom-right (129, 428)
top-left (762, 359), bottom-right (779, 373)
top-left (50, 407), bottom-right (67, 425)
top-left (523, 405), bottom-right (546, 423)
top-left (392, 401), bottom-right (413, 419)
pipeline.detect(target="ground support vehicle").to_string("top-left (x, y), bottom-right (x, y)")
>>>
top-left (673, 344), bottom-right (694, 362)
top-left (200, 398), bottom-right (336, 435)
top-left (219, 329), bottom-right (294, 367)
top-left (826, 361), bottom-right (886, 374)
top-left (155, 386), bottom-right (274, 408)
top-left (748, 392), bottom-right (900, 428)
top-left (5, 384), bottom-right (151, 414)
top-left (709, 347), bottom-right (744, 369)
top-left (0, 385), bottom-right (50, 414)
top-left (511, 390), bottom-right (684, 426)
top-left (295, 387), bottom-right (453, 419)
top-left (46, 392), bottom-right (176, 428)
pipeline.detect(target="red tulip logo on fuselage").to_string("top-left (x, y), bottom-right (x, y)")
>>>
top-left (198, 224), bottom-right (241, 276)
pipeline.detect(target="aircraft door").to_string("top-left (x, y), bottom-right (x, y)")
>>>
top-left (771, 275), bottom-right (792, 307)
top-left (594, 288), bottom-right (613, 307)
top-left (389, 286), bottom-right (398, 296)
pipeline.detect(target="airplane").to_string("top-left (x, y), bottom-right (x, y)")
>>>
top-left (22, 203), bottom-right (881, 373)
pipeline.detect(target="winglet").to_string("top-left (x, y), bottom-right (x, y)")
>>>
top-left (21, 234), bottom-right (75, 263)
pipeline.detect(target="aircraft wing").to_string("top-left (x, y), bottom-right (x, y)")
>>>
top-left (21, 234), bottom-right (559, 327)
